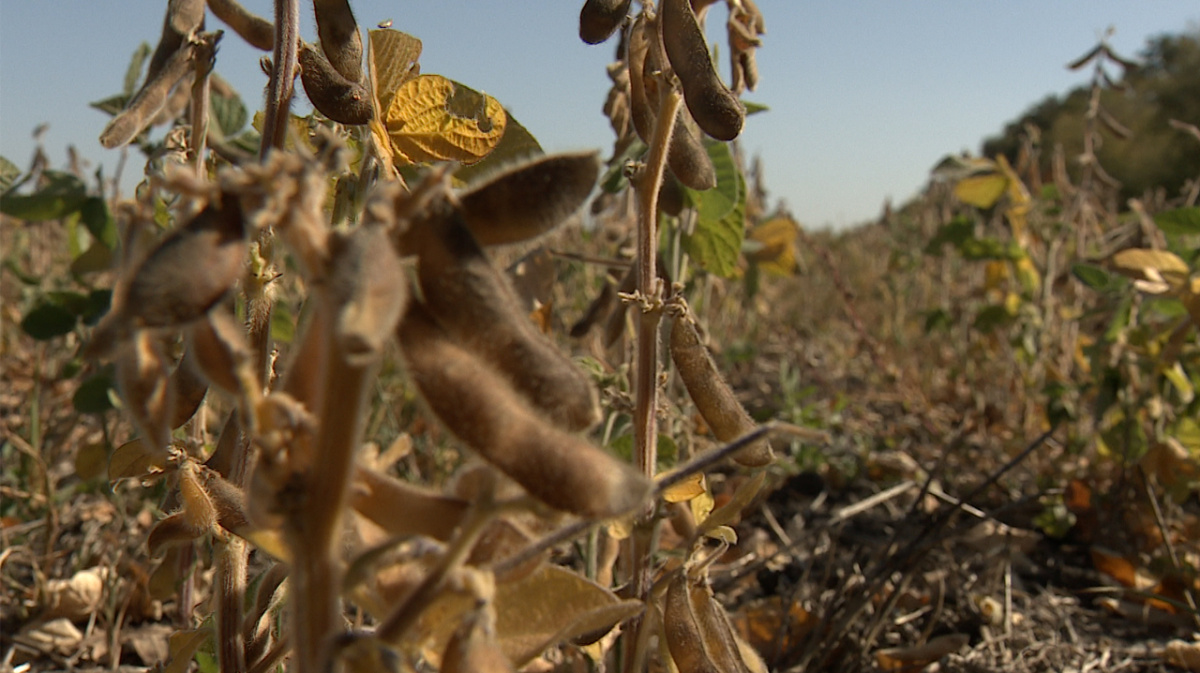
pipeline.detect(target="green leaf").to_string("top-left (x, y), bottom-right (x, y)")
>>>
top-left (80, 197), bottom-right (117, 248)
top-left (688, 140), bottom-right (739, 222)
top-left (684, 141), bottom-right (745, 278)
top-left (0, 155), bottom-right (21, 193)
top-left (0, 171), bottom-right (88, 221)
top-left (3, 259), bottom-right (41, 285)
top-left (46, 290), bottom-right (91, 317)
top-left (923, 308), bottom-right (952, 333)
top-left (124, 42), bottom-right (153, 96)
top-left (1072, 263), bottom-right (1112, 290)
top-left (20, 302), bottom-right (77, 340)
top-left (83, 289), bottom-right (112, 325)
top-left (74, 369), bottom-right (117, 414)
top-left (924, 217), bottom-right (973, 256)
top-left (90, 94), bottom-right (131, 117)
top-left (608, 433), bottom-right (679, 472)
top-left (743, 101), bottom-right (769, 115)
top-left (70, 242), bottom-right (115, 276)
top-left (972, 304), bottom-right (1014, 333)
top-left (685, 169), bottom-right (745, 278)
top-left (959, 236), bottom-right (1021, 261)
top-left (1154, 207), bottom-right (1200, 237)
top-left (270, 301), bottom-right (295, 343)
top-left (209, 85), bottom-right (248, 138)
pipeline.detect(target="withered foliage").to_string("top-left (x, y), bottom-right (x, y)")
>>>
top-left (14, 1), bottom-right (782, 672)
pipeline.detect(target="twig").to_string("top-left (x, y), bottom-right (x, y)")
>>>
top-left (260, 0), bottom-right (299, 157)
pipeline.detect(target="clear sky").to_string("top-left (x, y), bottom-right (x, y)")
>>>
top-left (2, 2), bottom-right (1197, 229)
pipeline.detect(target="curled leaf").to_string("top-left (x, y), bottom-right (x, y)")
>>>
top-left (384, 75), bottom-right (507, 166)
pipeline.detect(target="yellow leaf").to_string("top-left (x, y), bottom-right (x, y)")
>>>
top-left (163, 628), bottom-right (212, 673)
top-left (983, 260), bottom-right (1008, 292)
top-left (1004, 291), bottom-right (1022, 316)
top-left (746, 216), bottom-right (798, 275)
top-left (385, 74), bottom-right (506, 166)
top-left (698, 472), bottom-right (765, 536)
top-left (368, 28), bottom-right (422, 114)
top-left (954, 172), bottom-right (1008, 209)
top-left (416, 565), bottom-right (640, 668)
top-left (1014, 256), bottom-right (1042, 295)
top-left (705, 525), bottom-right (738, 544)
top-left (690, 484), bottom-right (715, 525)
top-left (661, 472), bottom-right (706, 503)
top-left (1110, 249), bottom-right (1190, 290)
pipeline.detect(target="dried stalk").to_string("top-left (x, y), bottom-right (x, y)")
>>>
top-left (289, 339), bottom-right (374, 672)
top-left (190, 32), bottom-right (217, 175)
top-left (261, 0), bottom-right (300, 156)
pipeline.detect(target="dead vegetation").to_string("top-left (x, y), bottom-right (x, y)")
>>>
top-left (2, 3), bottom-right (1200, 673)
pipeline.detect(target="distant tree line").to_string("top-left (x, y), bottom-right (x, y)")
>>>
top-left (982, 29), bottom-right (1200, 200)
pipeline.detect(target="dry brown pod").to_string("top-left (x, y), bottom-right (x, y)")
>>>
top-left (207, 0), bottom-right (274, 50)
top-left (669, 312), bottom-right (773, 467)
top-left (687, 576), bottom-right (754, 673)
top-left (397, 303), bottom-right (650, 519)
top-left (663, 573), bottom-right (721, 673)
top-left (579, 0), bottom-right (632, 45)
top-left (456, 151), bottom-right (601, 247)
top-left (413, 211), bottom-right (600, 432)
top-left (660, 0), bottom-right (744, 141)
top-left (187, 307), bottom-right (254, 396)
top-left (627, 13), bottom-right (715, 190)
top-left (313, 0), bottom-right (365, 83)
top-left (116, 331), bottom-right (175, 450)
top-left (167, 344), bottom-right (209, 430)
top-left (120, 192), bottom-right (246, 331)
top-left (326, 221), bottom-right (408, 365)
top-left (145, 0), bottom-right (205, 83)
top-left (101, 38), bottom-right (198, 149)
top-left (626, 13), bottom-right (656, 144)
top-left (299, 42), bottom-right (373, 125)
top-left (668, 108), bottom-right (717, 191)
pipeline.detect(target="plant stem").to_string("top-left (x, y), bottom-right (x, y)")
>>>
top-left (623, 82), bottom-right (682, 673)
top-left (290, 313), bottom-right (375, 672)
top-left (190, 32), bottom-right (218, 176)
top-left (261, 0), bottom-right (299, 157)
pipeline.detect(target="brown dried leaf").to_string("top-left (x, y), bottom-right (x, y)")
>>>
top-left (351, 465), bottom-right (469, 542)
top-left (147, 511), bottom-right (208, 556)
top-left (162, 627), bottom-right (212, 673)
top-left (495, 566), bottom-right (643, 667)
top-left (18, 617), bottom-right (83, 656)
top-left (1110, 248), bottom-right (1190, 290)
top-left (1163, 639), bottom-right (1200, 671)
top-left (116, 331), bottom-right (175, 450)
top-left (41, 568), bottom-right (105, 621)
top-left (108, 437), bottom-right (170, 482)
top-left (442, 605), bottom-right (515, 673)
top-left (188, 307), bottom-right (253, 395)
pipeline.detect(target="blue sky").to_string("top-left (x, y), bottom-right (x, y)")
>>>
top-left (1, 2), bottom-right (1197, 229)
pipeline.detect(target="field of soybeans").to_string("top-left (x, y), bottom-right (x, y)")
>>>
top-left (2, 1), bottom-right (1199, 672)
